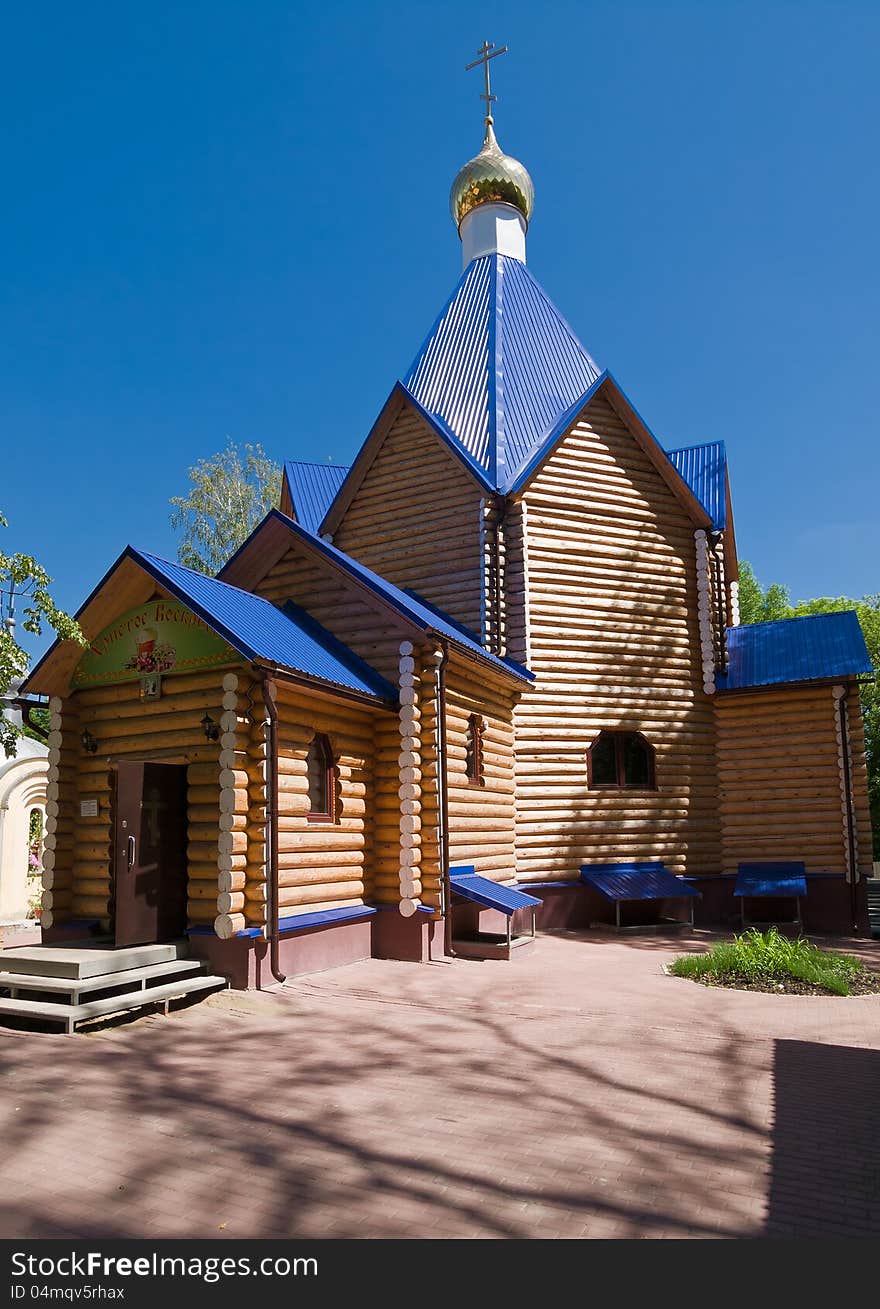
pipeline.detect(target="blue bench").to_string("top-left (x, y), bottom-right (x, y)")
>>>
top-left (579, 861), bottom-right (699, 930)
top-left (734, 862), bottom-right (807, 929)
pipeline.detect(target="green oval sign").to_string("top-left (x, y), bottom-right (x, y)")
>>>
top-left (73, 599), bottom-right (238, 687)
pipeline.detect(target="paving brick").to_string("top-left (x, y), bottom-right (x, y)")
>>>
top-left (1, 928), bottom-right (879, 1238)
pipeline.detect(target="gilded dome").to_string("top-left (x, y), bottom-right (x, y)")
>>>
top-left (449, 122), bottom-right (534, 229)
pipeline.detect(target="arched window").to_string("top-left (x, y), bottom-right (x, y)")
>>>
top-left (465, 714), bottom-right (485, 787)
top-left (306, 734), bottom-right (336, 821)
top-left (588, 731), bottom-right (655, 790)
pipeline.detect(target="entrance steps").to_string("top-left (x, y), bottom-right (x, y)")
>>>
top-left (0, 941), bottom-right (227, 1034)
top-left (868, 880), bottom-right (880, 938)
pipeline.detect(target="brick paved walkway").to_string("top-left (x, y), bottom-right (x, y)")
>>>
top-left (1, 929), bottom-right (879, 1239)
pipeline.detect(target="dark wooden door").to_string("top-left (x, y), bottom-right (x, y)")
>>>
top-left (114, 762), bottom-right (188, 946)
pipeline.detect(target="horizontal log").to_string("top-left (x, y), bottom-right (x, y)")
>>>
top-left (278, 881), bottom-right (365, 907)
top-left (71, 894), bottom-right (110, 917)
top-left (187, 880), bottom-right (219, 900)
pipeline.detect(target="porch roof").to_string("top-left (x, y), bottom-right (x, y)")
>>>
top-left (23, 548), bottom-right (397, 704)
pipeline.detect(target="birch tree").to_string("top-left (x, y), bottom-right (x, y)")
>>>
top-left (169, 441), bottom-right (282, 575)
top-left (0, 513), bottom-right (84, 756)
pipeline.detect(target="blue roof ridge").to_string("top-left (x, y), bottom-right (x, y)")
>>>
top-left (665, 438), bottom-right (727, 455)
top-left (285, 458), bottom-right (350, 471)
top-left (729, 611), bottom-right (863, 633)
top-left (488, 255), bottom-right (501, 485)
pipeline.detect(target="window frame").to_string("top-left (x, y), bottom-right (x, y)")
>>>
top-left (306, 732), bottom-right (337, 822)
top-left (587, 730), bottom-right (656, 791)
top-left (465, 713), bottom-right (485, 788)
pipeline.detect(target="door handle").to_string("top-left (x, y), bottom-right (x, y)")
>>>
top-left (127, 835), bottom-right (136, 869)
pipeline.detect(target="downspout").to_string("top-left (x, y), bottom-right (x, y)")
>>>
top-left (433, 642), bottom-right (453, 957)
top-left (261, 674), bottom-right (286, 983)
top-left (13, 698), bottom-right (49, 742)
top-left (837, 689), bottom-right (860, 933)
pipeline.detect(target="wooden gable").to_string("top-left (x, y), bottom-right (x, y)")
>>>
top-left (327, 393), bottom-right (487, 635)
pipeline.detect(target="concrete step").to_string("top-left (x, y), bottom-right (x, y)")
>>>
top-left (0, 958), bottom-right (204, 1001)
top-left (0, 941), bottom-right (187, 980)
top-left (0, 974), bottom-right (227, 1034)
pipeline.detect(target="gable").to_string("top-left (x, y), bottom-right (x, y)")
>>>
top-left (249, 539), bottom-right (416, 683)
top-left (513, 374), bottom-right (712, 528)
top-left (524, 391), bottom-right (702, 538)
top-left (332, 399), bottom-right (487, 633)
top-left (321, 383), bottom-right (491, 538)
top-left (221, 512), bottom-right (532, 688)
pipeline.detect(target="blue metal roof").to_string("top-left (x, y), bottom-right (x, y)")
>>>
top-left (404, 254), bottom-right (602, 489)
top-left (666, 441), bottom-right (727, 530)
top-left (734, 863), bottom-right (808, 898)
top-left (450, 867), bottom-right (541, 915)
top-left (284, 461), bottom-right (350, 535)
top-left (580, 862), bottom-right (699, 900)
top-left (269, 512), bottom-right (534, 684)
top-left (128, 549), bottom-right (395, 701)
top-left (716, 611), bottom-right (872, 691)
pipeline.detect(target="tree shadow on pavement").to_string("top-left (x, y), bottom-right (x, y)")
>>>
top-left (0, 977), bottom-right (778, 1240)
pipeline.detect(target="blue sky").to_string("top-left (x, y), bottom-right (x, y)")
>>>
top-left (2, 2), bottom-right (878, 662)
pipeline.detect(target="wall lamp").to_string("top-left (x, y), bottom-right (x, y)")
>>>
top-left (201, 712), bottom-right (221, 742)
top-left (80, 728), bottom-right (98, 754)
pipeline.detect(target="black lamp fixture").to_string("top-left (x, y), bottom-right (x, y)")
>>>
top-left (80, 728), bottom-right (98, 754)
top-left (201, 712), bottom-right (220, 742)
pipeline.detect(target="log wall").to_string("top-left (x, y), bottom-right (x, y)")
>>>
top-left (445, 654), bottom-right (518, 886)
top-left (715, 682), bottom-right (874, 876)
top-left (270, 684), bottom-right (383, 918)
top-left (333, 404), bottom-right (485, 633)
top-left (251, 545), bottom-right (413, 684)
top-left (44, 669), bottom-right (236, 931)
top-left (515, 394), bottom-right (721, 881)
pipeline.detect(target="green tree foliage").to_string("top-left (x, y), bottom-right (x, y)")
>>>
top-left (0, 513), bottom-right (84, 758)
top-left (739, 561), bottom-right (879, 859)
top-left (737, 561), bottom-right (792, 624)
top-left (170, 441), bottom-right (282, 575)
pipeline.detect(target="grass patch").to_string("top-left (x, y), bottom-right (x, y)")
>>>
top-left (669, 928), bottom-right (867, 996)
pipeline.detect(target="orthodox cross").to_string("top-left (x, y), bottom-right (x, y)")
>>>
top-left (465, 39), bottom-right (508, 126)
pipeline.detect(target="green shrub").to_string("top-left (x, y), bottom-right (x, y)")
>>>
top-left (669, 927), bottom-right (864, 996)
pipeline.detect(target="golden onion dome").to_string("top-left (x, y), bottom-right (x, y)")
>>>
top-left (449, 122), bottom-right (534, 229)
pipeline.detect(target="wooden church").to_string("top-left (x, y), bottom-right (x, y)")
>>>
top-left (19, 63), bottom-right (874, 992)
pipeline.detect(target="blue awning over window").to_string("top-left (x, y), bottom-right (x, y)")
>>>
top-left (450, 868), bottom-right (541, 915)
top-left (580, 862), bottom-right (699, 901)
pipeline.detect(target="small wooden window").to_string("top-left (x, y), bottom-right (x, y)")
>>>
top-left (588, 731), bottom-right (655, 790)
top-left (465, 714), bottom-right (485, 787)
top-left (306, 733), bottom-right (336, 821)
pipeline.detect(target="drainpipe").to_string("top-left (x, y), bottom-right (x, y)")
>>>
top-left (261, 674), bottom-right (286, 983)
top-left (432, 642), bottom-right (453, 957)
top-left (837, 689), bottom-right (860, 933)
